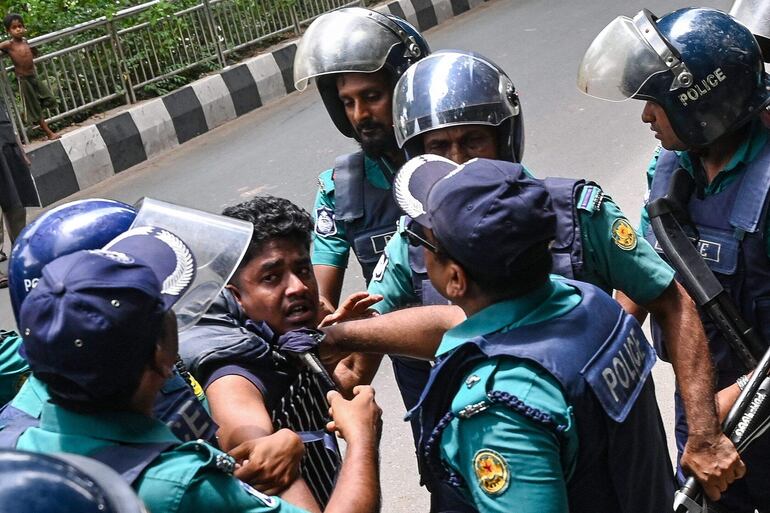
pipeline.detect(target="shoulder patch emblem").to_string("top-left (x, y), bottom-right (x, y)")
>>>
top-left (611, 218), bottom-right (637, 251)
top-left (240, 481), bottom-right (278, 507)
top-left (474, 449), bottom-right (509, 496)
top-left (371, 254), bottom-right (388, 282)
top-left (315, 207), bottom-right (337, 237)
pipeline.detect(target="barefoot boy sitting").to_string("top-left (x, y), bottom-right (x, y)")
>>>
top-left (0, 14), bottom-right (58, 140)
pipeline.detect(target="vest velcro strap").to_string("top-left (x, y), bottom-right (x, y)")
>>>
top-left (332, 151), bottom-right (366, 221)
top-left (730, 141), bottom-right (770, 234)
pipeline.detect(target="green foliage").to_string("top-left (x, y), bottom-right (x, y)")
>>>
top-left (0, 0), bottom-right (353, 137)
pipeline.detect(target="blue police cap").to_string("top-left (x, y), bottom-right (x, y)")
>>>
top-left (19, 227), bottom-right (196, 403)
top-left (394, 155), bottom-right (556, 277)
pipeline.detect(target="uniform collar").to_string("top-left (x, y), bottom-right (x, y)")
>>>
top-left (364, 155), bottom-right (396, 189)
top-left (13, 374), bottom-right (49, 418)
top-left (436, 277), bottom-right (580, 357)
top-left (678, 120), bottom-right (769, 192)
top-left (39, 402), bottom-right (180, 444)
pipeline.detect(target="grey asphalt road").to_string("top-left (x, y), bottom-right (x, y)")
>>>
top-left (1, 0), bottom-right (732, 510)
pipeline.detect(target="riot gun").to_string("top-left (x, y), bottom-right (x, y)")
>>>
top-left (645, 167), bottom-right (770, 513)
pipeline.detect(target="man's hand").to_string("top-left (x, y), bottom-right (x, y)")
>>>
top-left (681, 432), bottom-right (746, 501)
top-left (319, 292), bottom-right (383, 327)
top-left (326, 385), bottom-right (382, 445)
top-left (228, 429), bottom-right (305, 495)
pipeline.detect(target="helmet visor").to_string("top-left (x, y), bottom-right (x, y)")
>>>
top-left (393, 51), bottom-right (519, 148)
top-left (294, 9), bottom-right (403, 90)
top-left (130, 198), bottom-right (253, 332)
top-left (577, 15), bottom-right (672, 101)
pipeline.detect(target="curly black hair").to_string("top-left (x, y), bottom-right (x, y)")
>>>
top-left (3, 13), bottom-right (23, 30)
top-left (221, 196), bottom-right (313, 281)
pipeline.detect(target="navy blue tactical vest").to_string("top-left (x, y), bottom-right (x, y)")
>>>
top-left (333, 151), bottom-right (401, 283)
top-left (410, 280), bottom-right (674, 513)
top-left (0, 370), bottom-right (217, 448)
top-left (408, 178), bottom-right (589, 305)
top-left (644, 146), bottom-right (770, 386)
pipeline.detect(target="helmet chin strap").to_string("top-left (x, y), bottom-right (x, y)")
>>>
top-left (633, 9), bottom-right (693, 91)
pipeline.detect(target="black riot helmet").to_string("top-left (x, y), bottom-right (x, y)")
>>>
top-left (0, 450), bottom-right (148, 513)
top-left (578, 7), bottom-right (770, 147)
top-left (293, 7), bottom-right (430, 138)
top-left (392, 50), bottom-right (524, 162)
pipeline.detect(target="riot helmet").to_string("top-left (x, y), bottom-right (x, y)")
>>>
top-left (9, 198), bottom-right (253, 331)
top-left (0, 450), bottom-right (147, 513)
top-left (393, 50), bottom-right (524, 161)
top-left (731, 0), bottom-right (770, 61)
top-left (578, 7), bottom-right (770, 147)
top-left (294, 7), bottom-right (429, 138)
top-left (9, 199), bottom-right (136, 322)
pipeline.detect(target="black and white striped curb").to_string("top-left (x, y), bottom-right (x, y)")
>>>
top-left (28, 0), bottom-right (487, 206)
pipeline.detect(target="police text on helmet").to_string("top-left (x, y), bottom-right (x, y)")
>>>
top-left (678, 68), bottom-right (727, 107)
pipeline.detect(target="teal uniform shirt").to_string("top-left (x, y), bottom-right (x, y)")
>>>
top-left (0, 331), bottom-right (29, 405)
top-left (369, 168), bottom-right (674, 313)
top-left (7, 373), bottom-right (47, 418)
top-left (436, 278), bottom-right (580, 513)
top-left (5, 370), bottom-right (211, 418)
top-left (17, 403), bottom-right (307, 513)
top-left (639, 120), bottom-right (770, 258)
top-left (312, 156), bottom-right (395, 268)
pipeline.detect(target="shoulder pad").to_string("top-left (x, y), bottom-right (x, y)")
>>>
top-left (450, 360), bottom-right (498, 419)
top-left (318, 169), bottom-right (335, 196)
top-left (576, 183), bottom-right (605, 215)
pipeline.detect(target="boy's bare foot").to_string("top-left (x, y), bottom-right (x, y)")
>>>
top-left (46, 132), bottom-right (60, 140)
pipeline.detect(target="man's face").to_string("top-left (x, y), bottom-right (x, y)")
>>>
top-left (7, 20), bottom-right (24, 39)
top-left (227, 238), bottom-right (319, 335)
top-left (641, 101), bottom-right (687, 151)
top-left (421, 125), bottom-right (498, 164)
top-left (337, 71), bottom-right (397, 158)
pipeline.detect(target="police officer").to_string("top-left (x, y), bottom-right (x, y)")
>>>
top-left (390, 155), bottom-right (675, 512)
top-left (11, 228), bottom-right (383, 513)
top-left (0, 199), bottom-right (217, 446)
top-left (293, 11), bottom-right (458, 509)
top-left (578, 7), bottom-right (768, 510)
top-left (375, 48), bottom-right (740, 499)
top-left (0, 198), bottom-right (309, 496)
top-left (0, 449), bottom-right (148, 513)
top-left (293, 6), bottom-right (429, 303)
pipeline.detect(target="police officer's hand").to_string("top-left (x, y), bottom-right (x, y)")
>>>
top-left (229, 429), bottom-right (305, 495)
top-left (326, 386), bottom-right (382, 445)
top-left (681, 432), bottom-right (746, 501)
top-left (318, 292), bottom-right (383, 327)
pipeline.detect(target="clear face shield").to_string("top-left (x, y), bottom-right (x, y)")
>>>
top-left (393, 51), bottom-right (520, 148)
top-left (127, 198), bottom-right (253, 331)
top-left (293, 8), bottom-right (417, 91)
top-left (577, 9), bottom-right (694, 101)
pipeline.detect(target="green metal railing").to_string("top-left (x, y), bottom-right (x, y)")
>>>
top-left (2, 0), bottom-right (362, 143)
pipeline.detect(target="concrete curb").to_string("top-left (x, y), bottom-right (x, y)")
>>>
top-left (27, 0), bottom-right (485, 206)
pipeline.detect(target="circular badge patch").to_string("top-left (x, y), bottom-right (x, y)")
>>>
top-left (473, 449), bottom-right (509, 496)
top-left (315, 207), bottom-right (337, 237)
top-left (611, 218), bottom-right (637, 251)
